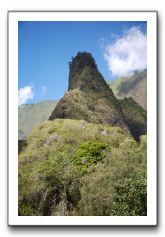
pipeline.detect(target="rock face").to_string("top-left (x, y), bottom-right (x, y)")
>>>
top-left (49, 52), bottom-right (129, 132)
top-left (49, 52), bottom-right (147, 140)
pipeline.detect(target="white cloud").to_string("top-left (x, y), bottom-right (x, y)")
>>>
top-left (41, 85), bottom-right (47, 96)
top-left (18, 86), bottom-right (34, 106)
top-left (103, 27), bottom-right (147, 77)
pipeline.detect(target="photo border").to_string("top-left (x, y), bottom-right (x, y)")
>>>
top-left (8, 10), bottom-right (158, 226)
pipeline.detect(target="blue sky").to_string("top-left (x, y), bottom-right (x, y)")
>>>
top-left (18, 21), bottom-right (147, 105)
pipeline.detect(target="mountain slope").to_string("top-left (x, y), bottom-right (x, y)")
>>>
top-left (109, 70), bottom-right (147, 110)
top-left (18, 100), bottom-right (57, 140)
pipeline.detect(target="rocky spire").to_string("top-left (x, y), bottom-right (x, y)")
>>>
top-left (49, 52), bottom-right (130, 133)
top-left (68, 52), bottom-right (97, 91)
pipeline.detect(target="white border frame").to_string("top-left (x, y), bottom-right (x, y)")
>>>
top-left (8, 11), bottom-right (157, 226)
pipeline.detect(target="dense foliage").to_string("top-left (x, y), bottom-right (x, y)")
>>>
top-left (74, 141), bottom-right (110, 173)
top-left (19, 119), bottom-right (147, 216)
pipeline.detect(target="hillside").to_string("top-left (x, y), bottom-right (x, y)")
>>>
top-left (109, 70), bottom-right (147, 110)
top-left (19, 119), bottom-right (147, 216)
top-left (18, 100), bottom-right (57, 140)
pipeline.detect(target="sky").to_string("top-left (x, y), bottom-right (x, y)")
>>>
top-left (18, 21), bottom-right (147, 105)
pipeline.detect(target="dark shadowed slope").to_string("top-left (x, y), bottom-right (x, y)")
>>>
top-left (119, 97), bottom-right (147, 141)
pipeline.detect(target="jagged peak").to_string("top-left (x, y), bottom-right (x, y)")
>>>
top-left (68, 52), bottom-right (100, 91)
top-left (69, 52), bottom-right (97, 70)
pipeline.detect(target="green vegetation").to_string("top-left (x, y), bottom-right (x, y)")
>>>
top-left (74, 141), bottom-right (110, 173)
top-left (109, 70), bottom-right (147, 110)
top-left (19, 119), bottom-right (147, 216)
top-left (74, 134), bottom-right (147, 216)
top-left (109, 172), bottom-right (147, 216)
top-left (19, 100), bottom-right (57, 140)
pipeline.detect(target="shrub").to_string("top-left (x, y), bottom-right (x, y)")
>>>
top-left (74, 141), bottom-right (110, 173)
top-left (109, 171), bottom-right (147, 216)
top-left (74, 136), bottom-right (147, 216)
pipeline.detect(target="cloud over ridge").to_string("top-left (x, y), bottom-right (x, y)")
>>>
top-left (18, 86), bottom-right (34, 106)
top-left (104, 26), bottom-right (147, 77)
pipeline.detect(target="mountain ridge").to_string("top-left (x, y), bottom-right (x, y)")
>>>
top-left (19, 100), bottom-right (57, 140)
top-left (109, 70), bottom-right (147, 110)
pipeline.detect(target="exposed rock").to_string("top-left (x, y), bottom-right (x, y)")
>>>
top-left (45, 133), bottom-right (61, 145)
top-left (81, 159), bottom-right (88, 165)
top-left (100, 130), bottom-right (110, 136)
